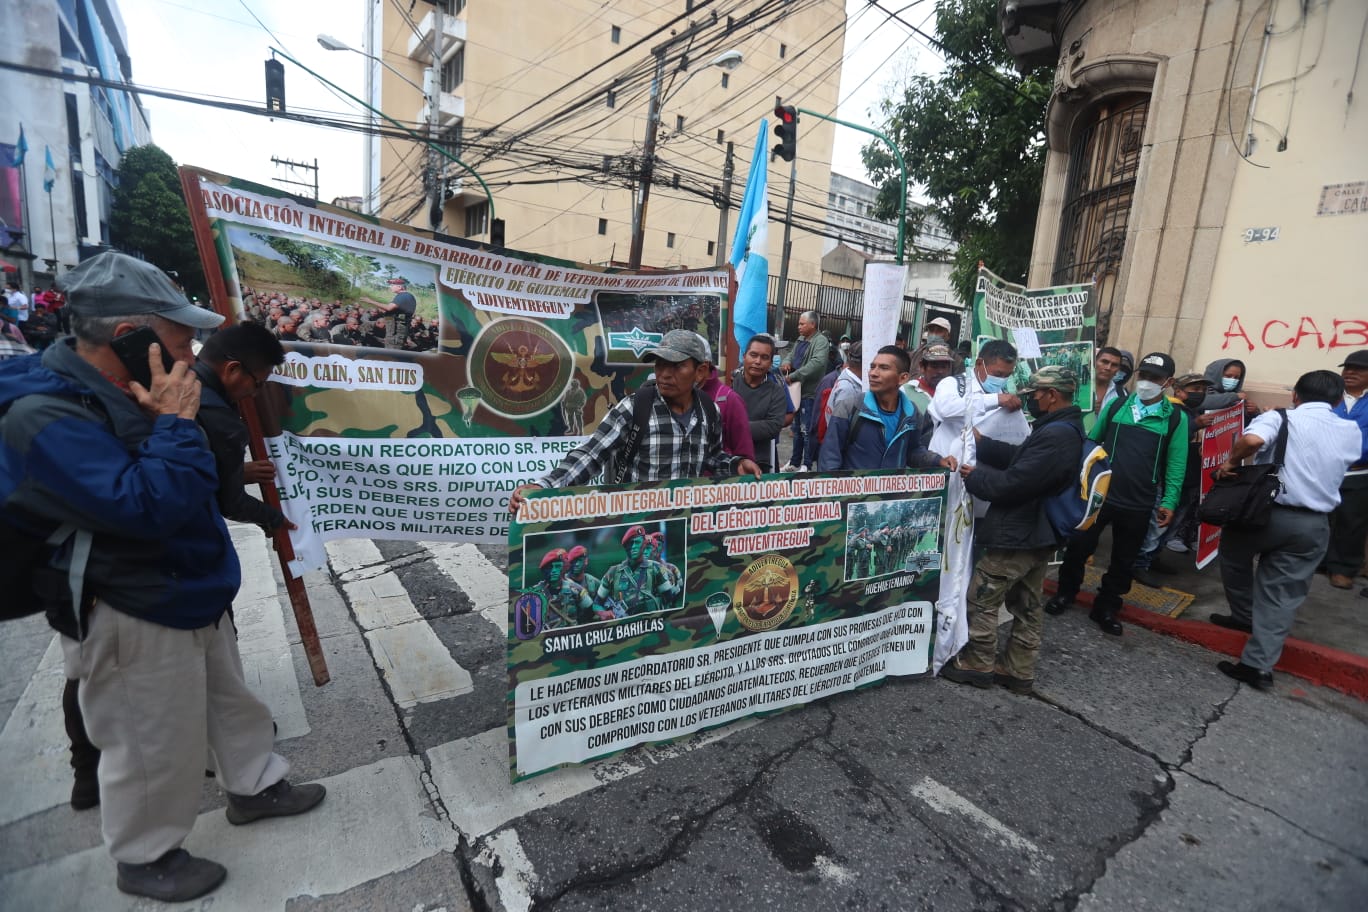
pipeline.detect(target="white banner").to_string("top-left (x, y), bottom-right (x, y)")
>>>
top-left (862, 262), bottom-right (908, 370)
top-left (513, 600), bottom-right (932, 777)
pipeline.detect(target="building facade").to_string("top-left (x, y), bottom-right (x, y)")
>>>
top-left (364, 0), bottom-right (845, 282)
top-left (0, 0), bottom-right (151, 286)
top-left (1003, 0), bottom-right (1368, 391)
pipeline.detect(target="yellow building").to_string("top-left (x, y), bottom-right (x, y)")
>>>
top-left (363, 0), bottom-right (845, 281)
top-left (1002, 0), bottom-right (1368, 396)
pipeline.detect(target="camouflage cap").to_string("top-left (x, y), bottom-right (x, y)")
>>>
top-left (1019, 365), bottom-right (1078, 394)
top-left (1173, 372), bottom-right (1206, 388)
top-left (920, 343), bottom-right (956, 363)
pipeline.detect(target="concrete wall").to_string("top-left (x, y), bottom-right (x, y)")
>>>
top-left (1031, 0), bottom-right (1367, 394)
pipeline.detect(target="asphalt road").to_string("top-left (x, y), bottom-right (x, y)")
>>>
top-left (1, 528), bottom-right (1364, 911)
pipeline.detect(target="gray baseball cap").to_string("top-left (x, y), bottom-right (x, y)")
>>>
top-left (60, 251), bottom-right (225, 330)
top-left (643, 329), bottom-right (709, 364)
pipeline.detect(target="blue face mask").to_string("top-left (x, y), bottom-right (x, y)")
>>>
top-left (981, 374), bottom-right (1009, 394)
top-left (772, 355), bottom-right (781, 371)
top-left (1221, 376), bottom-right (1239, 391)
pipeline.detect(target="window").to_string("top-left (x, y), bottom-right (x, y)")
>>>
top-left (716, 129), bottom-right (725, 144)
top-left (606, 90), bottom-right (616, 109)
top-left (611, 25), bottom-right (621, 44)
top-left (721, 73), bottom-right (729, 89)
top-left (435, 0), bottom-right (465, 13)
top-left (666, 232), bottom-right (676, 248)
top-left (779, 43), bottom-right (787, 59)
top-left (464, 201), bottom-right (489, 237)
top-left (440, 47), bottom-right (464, 92)
top-left (598, 218), bottom-right (608, 235)
top-left (707, 240), bottom-right (715, 257)
top-left (439, 122), bottom-right (462, 155)
top-left (676, 114), bottom-right (685, 132)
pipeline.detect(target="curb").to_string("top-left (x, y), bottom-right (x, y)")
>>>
top-left (1042, 580), bottom-right (1368, 701)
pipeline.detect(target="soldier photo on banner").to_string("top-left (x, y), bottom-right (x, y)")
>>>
top-left (183, 168), bottom-right (729, 573)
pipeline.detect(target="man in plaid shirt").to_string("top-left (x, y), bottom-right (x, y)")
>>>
top-left (510, 330), bottom-right (761, 513)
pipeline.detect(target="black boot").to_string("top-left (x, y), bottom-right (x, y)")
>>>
top-left (63, 678), bottom-right (100, 810)
top-left (1089, 605), bottom-right (1123, 636)
top-left (1044, 593), bottom-right (1075, 616)
top-left (117, 849), bottom-right (226, 902)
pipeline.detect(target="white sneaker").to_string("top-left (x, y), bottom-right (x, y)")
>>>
top-left (797, 464), bottom-right (810, 473)
top-left (1165, 539), bottom-right (1189, 553)
top-left (780, 463), bottom-right (798, 473)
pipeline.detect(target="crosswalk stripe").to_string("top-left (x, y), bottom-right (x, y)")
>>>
top-left (230, 523), bottom-right (309, 739)
top-left (328, 540), bottom-right (474, 707)
top-left (422, 541), bottom-right (509, 634)
top-left (0, 635), bottom-right (70, 827)
top-left (0, 754), bottom-right (459, 910)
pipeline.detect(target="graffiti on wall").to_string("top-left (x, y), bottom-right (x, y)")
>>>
top-left (1221, 316), bottom-right (1368, 352)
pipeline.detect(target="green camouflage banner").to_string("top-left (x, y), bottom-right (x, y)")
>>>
top-left (183, 169), bottom-right (729, 574)
top-left (971, 266), bottom-right (1097, 412)
top-left (507, 470), bottom-right (948, 780)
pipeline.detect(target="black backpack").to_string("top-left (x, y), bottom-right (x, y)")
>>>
top-left (606, 381), bottom-right (721, 483)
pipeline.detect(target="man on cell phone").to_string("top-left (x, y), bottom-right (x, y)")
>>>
top-left (0, 252), bottom-right (325, 903)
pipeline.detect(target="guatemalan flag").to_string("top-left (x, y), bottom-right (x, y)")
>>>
top-left (729, 119), bottom-right (769, 349)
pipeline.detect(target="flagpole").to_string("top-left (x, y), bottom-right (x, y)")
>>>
top-left (18, 159), bottom-right (32, 271)
top-left (47, 189), bottom-right (57, 273)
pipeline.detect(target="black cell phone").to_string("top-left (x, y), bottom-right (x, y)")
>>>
top-left (110, 326), bottom-right (178, 389)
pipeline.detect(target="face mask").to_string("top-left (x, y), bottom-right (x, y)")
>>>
top-left (1025, 395), bottom-right (1046, 419)
top-left (839, 342), bottom-right (850, 354)
top-left (1115, 371), bottom-right (1129, 384)
top-left (771, 355), bottom-right (781, 371)
top-left (1221, 376), bottom-right (1239, 391)
top-left (981, 374), bottom-right (1009, 394)
top-left (1135, 379), bottom-right (1163, 401)
top-left (1184, 392), bottom-right (1206, 411)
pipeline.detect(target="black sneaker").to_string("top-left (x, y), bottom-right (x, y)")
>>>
top-left (1209, 613), bottom-right (1253, 633)
top-left (226, 778), bottom-right (326, 825)
top-left (1044, 594), bottom-right (1074, 616)
top-left (940, 662), bottom-right (993, 689)
top-left (1132, 568), bottom-right (1165, 589)
top-left (116, 849), bottom-right (226, 902)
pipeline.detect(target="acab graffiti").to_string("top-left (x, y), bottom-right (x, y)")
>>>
top-left (1222, 315), bottom-right (1368, 352)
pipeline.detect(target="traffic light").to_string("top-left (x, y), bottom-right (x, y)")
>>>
top-left (265, 59), bottom-right (286, 113)
top-left (490, 218), bottom-right (506, 248)
top-left (772, 104), bottom-right (798, 162)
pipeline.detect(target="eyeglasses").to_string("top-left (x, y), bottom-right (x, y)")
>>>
top-left (226, 353), bottom-right (271, 391)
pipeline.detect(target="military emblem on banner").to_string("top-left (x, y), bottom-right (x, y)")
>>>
top-left (734, 554), bottom-right (800, 632)
top-left (469, 318), bottom-right (574, 417)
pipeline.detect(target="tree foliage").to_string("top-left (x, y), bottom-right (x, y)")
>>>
top-left (109, 144), bottom-right (205, 297)
top-left (862, 0), bottom-right (1053, 308)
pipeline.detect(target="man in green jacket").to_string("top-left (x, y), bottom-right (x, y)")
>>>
top-left (1046, 352), bottom-right (1188, 636)
top-left (779, 310), bottom-right (830, 471)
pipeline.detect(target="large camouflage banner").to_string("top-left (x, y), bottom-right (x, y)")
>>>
top-left (183, 169), bottom-right (727, 574)
top-left (971, 266), bottom-right (1097, 414)
top-left (507, 470), bottom-right (948, 780)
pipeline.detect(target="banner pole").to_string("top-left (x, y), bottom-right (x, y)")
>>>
top-left (177, 166), bottom-right (330, 686)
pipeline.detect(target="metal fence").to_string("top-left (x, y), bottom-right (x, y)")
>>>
top-left (764, 275), bottom-right (956, 343)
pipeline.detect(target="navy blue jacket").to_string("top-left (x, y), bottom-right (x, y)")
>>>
top-left (817, 390), bottom-right (943, 470)
top-left (0, 341), bottom-right (239, 630)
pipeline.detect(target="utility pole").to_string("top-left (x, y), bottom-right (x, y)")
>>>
top-left (713, 141), bottom-right (734, 267)
top-left (427, 2), bottom-right (444, 232)
top-left (628, 48), bottom-right (666, 270)
top-left (270, 156), bottom-right (319, 200)
top-left (773, 155), bottom-right (797, 337)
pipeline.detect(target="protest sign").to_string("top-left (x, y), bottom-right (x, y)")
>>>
top-left (971, 266), bottom-right (1097, 413)
top-left (183, 169), bottom-right (729, 574)
top-left (507, 470), bottom-right (948, 780)
top-left (1196, 404), bottom-right (1246, 568)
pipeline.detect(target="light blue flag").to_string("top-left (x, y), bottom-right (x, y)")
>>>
top-left (729, 119), bottom-right (769, 349)
top-left (11, 126), bottom-right (27, 167)
top-left (43, 146), bottom-right (56, 192)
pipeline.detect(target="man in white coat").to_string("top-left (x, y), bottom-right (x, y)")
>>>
top-left (928, 338), bottom-right (1029, 672)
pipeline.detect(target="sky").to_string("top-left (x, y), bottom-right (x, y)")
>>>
top-left (117, 0), bottom-right (942, 201)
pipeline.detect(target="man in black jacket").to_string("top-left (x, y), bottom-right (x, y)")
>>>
top-left (941, 366), bottom-right (1084, 694)
top-left (193, 322), bottom-right (293, 534)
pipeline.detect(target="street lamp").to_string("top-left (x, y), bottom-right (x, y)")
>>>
top-left (317, 34), bottom-right (425, 93)
top-left (628, 48), bottom-right (744, 269)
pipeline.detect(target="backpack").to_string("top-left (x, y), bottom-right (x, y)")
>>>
top-left (606, 381), bottom-right (721, 484)
top-left (1043, 422), bottom-right (1112, 538)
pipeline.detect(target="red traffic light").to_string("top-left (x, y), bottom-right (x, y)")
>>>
top-left (774, 104), bottom-right (796, 124)
top-left (772, 104), bottom-right (798, 162)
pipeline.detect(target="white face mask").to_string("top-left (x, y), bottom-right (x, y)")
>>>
top-left (1135, 379), bottom-right (1163, 401)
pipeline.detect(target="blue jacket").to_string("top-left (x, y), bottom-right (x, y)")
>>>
top-left (817, 390), bottom-right (943, 470)
top-left (0, 341), bottom-right (239, 631)
top-left (1333, 394), bottom-right (1368, 468)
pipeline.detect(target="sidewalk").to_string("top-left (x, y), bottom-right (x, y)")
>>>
top-left (1045, 535), bottom-right (1368, 699)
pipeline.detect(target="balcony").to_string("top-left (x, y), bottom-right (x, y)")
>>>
top-left (419, 92), bottom-right (465, 130)
top-left (406, 11), bottom-right (466, 63)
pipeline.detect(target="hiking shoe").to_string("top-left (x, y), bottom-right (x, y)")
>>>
top-left (225, 779), bottom-right (326, 825)
top-left (940, 662), bottom-right (993, 689)
top-left (993, 672), bottom-right (1035, 695)
top-left (117, 849), bottom-right (226, 902)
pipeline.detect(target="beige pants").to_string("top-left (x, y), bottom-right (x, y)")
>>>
top-left (62, 601), bottom-right (289, 864)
